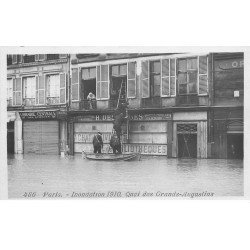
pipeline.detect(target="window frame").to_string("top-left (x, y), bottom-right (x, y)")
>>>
top-left (198, 55), bottom-right (209, 96)
top-left (149, 60), bottom-right (161, 97)
top-left (177, 57), bottom-right (198, 96)
top-left (45, 73), bottom-right (62, 105)
top-left (96, 64), bottom-right (110, 101)
top-left (12, 77), bottom-right (22, 106)
top-left (71, 67), bottom-right (80, 102)
top-left (7, 78), bottom-right (13, 106)
top-left (141, 60), bottom-right (150, 98)
top-left (22, 75), bottom-right (37, 106)
top-left (127, 61), bottom-right (137, 99)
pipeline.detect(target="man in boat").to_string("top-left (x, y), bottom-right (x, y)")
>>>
top-left (92, 131), bottom-right (103, 154)
top-left (110, 131), bottom-right (122, 154)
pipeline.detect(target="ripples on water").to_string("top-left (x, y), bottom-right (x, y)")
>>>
top-left (8, 154), bottom-right (243, 198)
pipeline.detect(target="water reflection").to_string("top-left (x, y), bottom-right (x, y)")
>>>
top-left (8, 154), bottom-right (243, 198)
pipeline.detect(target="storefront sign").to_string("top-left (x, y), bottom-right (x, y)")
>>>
top-left (129, 113), bottom-right (171, 121)
top-left (75, 132), bottom-right (127, 143)
top-left (216, 58), bottom-right (244, 71)
top-left (19, 111), bottom-right (58, 120)
top-left (57, 111), bottom-right (68, 120)
top-left (74, 113), bottom-right (171, 122)
top-left (74, 143), bottom-right (167, 155)
top-left (123, 144), bottom-right (167, 155)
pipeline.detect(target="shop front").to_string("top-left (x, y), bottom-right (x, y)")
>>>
top-left (124, 112), bottom-right (171, 156)
top-left (7, 112), bottom-right (16, 154)
top-left (70, 111), bottom-right (171, 156)
top-left (19, 110), bottom-right (67, 155)
top-left (72, 114), bottom-right (115, 154)
top-left (172, 111), bottom-right (208, 158)
top-left (212, 108), bottom-right (243, 159)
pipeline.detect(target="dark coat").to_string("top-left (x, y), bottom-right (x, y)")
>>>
top-left (93, 134), bottom-right (103, 147)
top-left (110, 134), bottom-right (121, 148)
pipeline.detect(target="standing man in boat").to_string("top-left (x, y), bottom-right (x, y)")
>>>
top-left (110, 130), bottom-right (122, 154)
top-left (92, 131), bottom-right (103, 154)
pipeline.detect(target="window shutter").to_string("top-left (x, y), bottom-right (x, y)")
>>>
top-left (161, 59), bottom-right (170, 97)
top-left (17, 55), bottom-right (23, 63)
top-left (35, 76), bottom-right (39, 104)
top-left (170, 59), bottom-right (176, 96)
top-left (198, 56), bottom-right (208, 95)
top-left (13, 79), bottom-right (16, 106)
top-left (38, 75), bottom-right (45, 105)
top-left (96, 66), bottom-right (101, 100)
top-left (38, 54), bottom-right (46, 61)
top-left (71, 68), bottom-right (79, 101)
top-left (35, 55), bottom-right (39, 61)
top-left (127, 62), bottom-right (136, 98)
top-left (141, 60), bottom-right (149, 98)
top-left (14, 77), bottom-right (22, 105)
top-left (12, 55), bottom-right (17, 64)
top-left (96, 65), bottom-right (109, 100)
top-left (59, 54), bottom-right (67, 59)
top-left (7, 79), bottom-right (13, 106)
top-left (60, 73), bottom-right (66, 103)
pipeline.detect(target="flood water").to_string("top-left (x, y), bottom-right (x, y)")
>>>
top-left (8, 154), bottom-right (244, 199)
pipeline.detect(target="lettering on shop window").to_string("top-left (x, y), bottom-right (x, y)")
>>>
top-left (122, 144), bottom-right (167, 155)
top-left (19, 111), bottom-right (57, 120)
top-left (74, 113), bottom-right (171, 122)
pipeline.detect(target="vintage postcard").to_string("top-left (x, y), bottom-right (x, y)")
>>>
top-left (0, 47), bottom-right (247, 199)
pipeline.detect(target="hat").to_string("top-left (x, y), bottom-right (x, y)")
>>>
top-left (98, 131), bottom-right (102, 135)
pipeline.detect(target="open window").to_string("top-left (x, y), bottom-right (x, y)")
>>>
top-left (81, 67), bottom-right (96, 99)
top-left (23, 76), bottom-right (36, 106)
top-left (110, 64), bottom-right (127, 100)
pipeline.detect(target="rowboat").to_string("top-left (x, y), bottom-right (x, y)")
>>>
top-left (82, 150), bottom-right (141, 161)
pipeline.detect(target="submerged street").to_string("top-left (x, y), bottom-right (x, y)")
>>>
top-left (8, 154), bottom-right (243, 199)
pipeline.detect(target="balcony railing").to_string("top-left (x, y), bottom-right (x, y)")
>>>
top-left (24, 98), bottom-right (36, 106)
top-left (23, 55), bottom-right (36, 63)
top-left (46, 97), bottom-right (60, 105)
top-left (79, 100), bottom-right (97, 110)
top-left (47, 54), bottom-right (60, 60)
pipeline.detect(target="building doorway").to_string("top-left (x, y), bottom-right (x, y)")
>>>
top-left (7, 121), bottom-right (14, 154)
top-left (177, 123), bottom-right (197, 158)
top-left (227, 134), bottom-right (243, 159)
top-left (178, 134), bottom-right (197, 158)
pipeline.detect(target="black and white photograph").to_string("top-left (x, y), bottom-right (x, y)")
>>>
top-left (1, 1), bottom-right (250, 249)
top-left (3, 51), bottom-right (244, 199)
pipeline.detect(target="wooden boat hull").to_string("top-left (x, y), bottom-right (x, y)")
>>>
top-left (82, 151), bottom-right (140, 161)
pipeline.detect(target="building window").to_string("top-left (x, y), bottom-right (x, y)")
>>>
top-left (177, 56), bottom-right (208, 96)
top-left (7, 79), bottom-right (13, 106)
top-left (150, 61), bottom-right (161, 97)
top-left (82, 67), bottom-right (96, 99)
top-left (71, 68), bottom-right (79, 101)
top-left (142, 59), bottom-right (176, 99)
top-left (7, 55), bottom-right (12, 65)
top-left (127, 62), bottom-right (136, 98)
top-left (177, 57), bottom-right (198, 95)
top-left (96, 65), bottom-right (109, 100)
top-left (110, 64), bottom-right (127, 101)
top-left (47, 54), bottom-right (60, 60)
top-left (23, 55), bottom-right (35, 63)
top-left (23, 76), bottom-right (36, 106)
top-left (46, 74), bottom-right (60, 104)
top-left (13, 78), bottom-right (22, 106)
